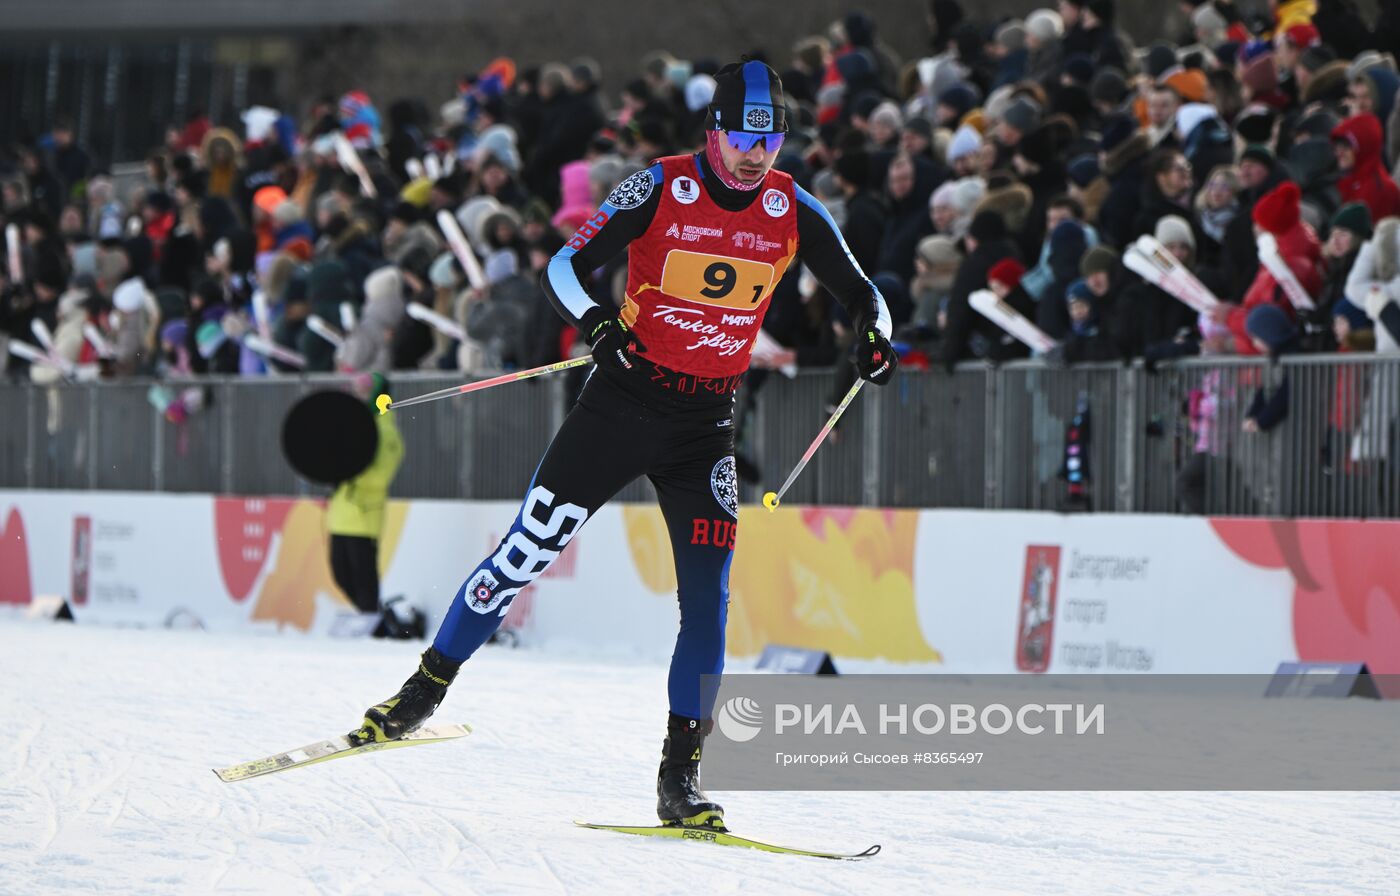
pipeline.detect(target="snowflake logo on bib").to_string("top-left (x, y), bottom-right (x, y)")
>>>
top-left (606, 169), bottom-right (654, 209)
top-left (711, 456), bottom-right (739, 518)
top-left (745, 108), bottom-right (771, 130)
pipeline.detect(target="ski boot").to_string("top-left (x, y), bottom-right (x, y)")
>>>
top-left (656, 713), bottom-right (725, 830)
top-left (349, 648), bottom-right (461, 745)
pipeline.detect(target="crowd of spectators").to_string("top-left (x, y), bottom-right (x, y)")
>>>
top-left (2, 0), bottom-right (1400, 402)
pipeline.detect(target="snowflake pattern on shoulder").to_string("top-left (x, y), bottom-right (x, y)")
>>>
top-left (606, 169), bottom-right (654, 210)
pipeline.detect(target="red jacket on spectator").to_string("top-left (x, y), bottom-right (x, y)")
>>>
top-left (1332, 114), bottom-right (1400, 223)
top-left (1229, 181), bottom-right (1322, 355)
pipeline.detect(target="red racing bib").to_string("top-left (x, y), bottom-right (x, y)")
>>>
top-left (621, 155), bottom-right (799, 379)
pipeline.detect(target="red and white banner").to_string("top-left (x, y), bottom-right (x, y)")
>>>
top-left (3, 491), bottom-right (1398, 674)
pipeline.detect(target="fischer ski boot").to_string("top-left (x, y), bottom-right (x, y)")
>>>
top-left (350, 648), bottom-right (461, 745)
top-left (656, 713), bottom-right (725, 830)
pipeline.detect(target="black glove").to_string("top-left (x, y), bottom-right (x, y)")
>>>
top-left (854, 325), bottom-right (898, 385)
top-left (586, 315), bottom-right (647, 373)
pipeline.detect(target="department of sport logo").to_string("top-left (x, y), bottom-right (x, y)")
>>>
top-left (607, 169), bottom-right (654, 209)
top-left (745, 108), bottom-right (771, 130)
top-left (465, 569), bottom-right (503, 614)
top-left (716, 695), bottom-right (764, 743)
top-left (710, 456), bottom-right (739, 518)
top-left (761, 188), bottom-right (789, 218)
top-left (671, 175), bottom-right (699, 205)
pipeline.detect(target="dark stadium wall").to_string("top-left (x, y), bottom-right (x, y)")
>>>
top-left (280, 0), bottom-right (1184, 111)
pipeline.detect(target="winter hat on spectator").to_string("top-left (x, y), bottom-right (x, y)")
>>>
top-left (1174, 103), bottom-right (1218, 139)
top-left (1025, 10), bottom-right (1064, 44)
top-left (1099, 114), bottom-right (1137, 153)
top-left (1191, 4), bottom-right (1229, 45)
top-left (484, 249), bottom-right (518, 284)
top-left (1239, 143), bottom-right (1276, 168)
top-left (1281, 23), bottom-right (1320, 49)
top-left (950, 177), bottom-right (987, 215)
top-left (551, 160), bottom-right (594, 231)
top-left (1299, 45), bottom-right (1336, 74)
top-left (1245, 304), bottom-right (1296, 355)
top-left (272, 200), bottom-right (303, 230)
top-left (984, 85), bottom-right (1016, 124)
top-left (1063, 55), bottom-right (1095, 86)
top-left (1331, 202), bottom-right (1373, 239)
top-left (994, 20), bottom-right (1028, 53)
top-left (835, 150), bottom-right (871, 189)
top-left (474, 124), bottom-right (521, 174)
top-left (1234, 105), bottom-right (1277, 144)
top-left (112, 277), bottom-right (147, 313)
top-left (938, 84), bottom-right (980, 122)
top-left (917, 234), bottom-right (961, 268)
top-left (1079, 245), bottom-right (1119, 278)
top-left (1164, 68), bottom-right (1208, 103)
top-left (968, 209), bottom-right (1008, 243)
top-left (987, 257), bottom-right (1026, 289)
top-left (870, 101), bottom-right (903, 133)
top-left (1089, 68), bottom-right (1129, 107)
top-left (684, 74), bottom-right (717, 113)
top-left (904, 115), bottom-right (935, 144)
top-left (1002, 98), bottom-right (1042, 135)
top-left (1332, 297), bottom-right (1373, 331)
top-left (1154, 214), bottom-right (1196, 250)
top-left (361, 266), bottom-right (405, 329)
top-left (946, 123), bottom-right (982, 164)
top-left (1240, 52), bottom-right (1279, 96)
top-left (1015, 124), bottom-right (1058, 168)
top-left (1066, 278), bottom-right (1095, 307)
top-left (1252, 181), bottom-right (1301, 235)
top-left (1294, 108), bottom-right (1341, 140)
top-left (253, 186), bottom-right (288, 219)
top-left (1144, 43), bottom-right (1179, 80)
top-left (930, 180), bottom-right (957, 211)
top-left (1066, 153), bottom-right (1100, 188)
top-left (1346, 51), bottom-right (1395, 82)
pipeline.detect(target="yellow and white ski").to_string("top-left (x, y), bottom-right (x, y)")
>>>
top-left (213, 723), bottom-right (471, 783)
top-left (574, 821), bottom-right (880, 860)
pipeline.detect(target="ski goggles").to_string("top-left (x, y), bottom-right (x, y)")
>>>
top-left (721, 129), bottom-right (786, 153)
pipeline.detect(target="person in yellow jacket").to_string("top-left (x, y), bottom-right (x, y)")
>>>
top-left (328, 372), bottom-right (405, 621)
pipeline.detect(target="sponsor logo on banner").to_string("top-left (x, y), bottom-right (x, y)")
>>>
top-left (671, 176), bottom-right (699, 205)
top-left (761, 188), bottom-right (789, 218)
top-left (1015, 545), bottom-right (1061, 673)
top-left (70, 515), bottom-right (91, 605)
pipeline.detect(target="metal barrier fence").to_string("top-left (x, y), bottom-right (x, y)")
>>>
top-left (2, 355), bottom-right (1398, 517)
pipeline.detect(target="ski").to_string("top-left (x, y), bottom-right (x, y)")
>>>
top-left (213, 723), bottom-right (471, 783)
top-left (574, 821), bottom-right (880, 860)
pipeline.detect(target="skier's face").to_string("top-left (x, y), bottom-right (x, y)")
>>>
top-left (716, 133), bottom-right (779, 185)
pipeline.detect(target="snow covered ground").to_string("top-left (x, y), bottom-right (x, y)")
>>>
top-left (3, 619), bottom-right (1399, 895)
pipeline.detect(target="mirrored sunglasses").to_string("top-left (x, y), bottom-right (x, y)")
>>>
top-left (723, 130), bottom-right (785, 153)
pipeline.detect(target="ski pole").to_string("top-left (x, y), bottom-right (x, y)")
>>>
top-left (376, 356), bottom-right (594, 415)
top-left (762, 378), bottom-right (865, 511)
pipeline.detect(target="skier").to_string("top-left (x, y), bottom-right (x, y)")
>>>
top-left (350, 60), bottom-right (896, 830)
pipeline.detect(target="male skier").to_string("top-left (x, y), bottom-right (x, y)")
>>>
top-left (351, 60), bottom-right (896, 830)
